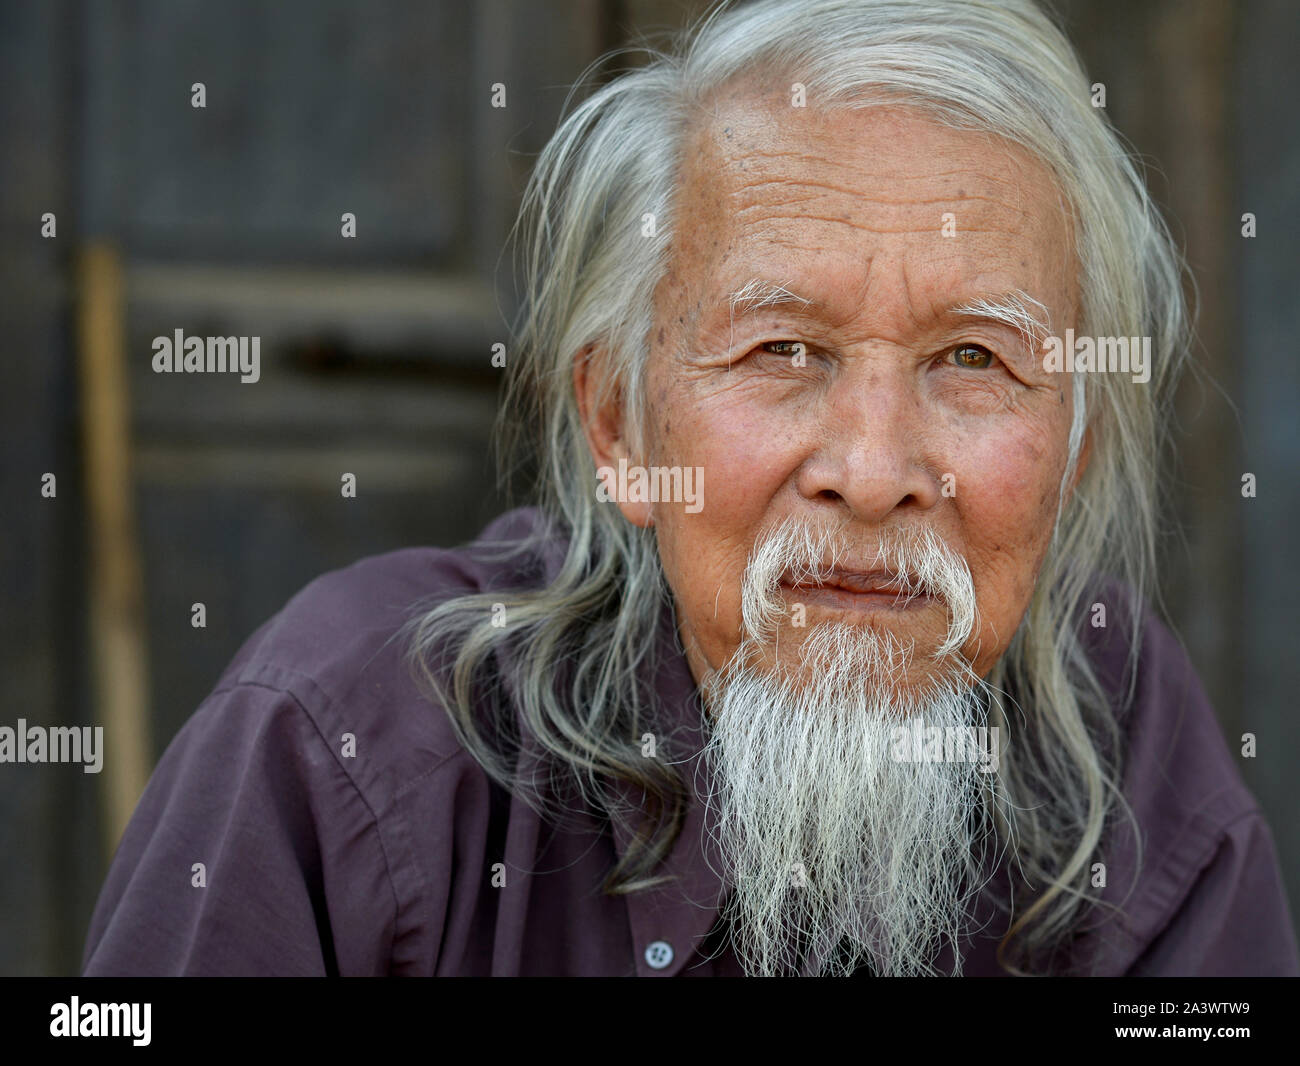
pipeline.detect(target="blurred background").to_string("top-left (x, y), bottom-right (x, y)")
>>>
top-left (1, 0), bottom-right (1296, 975)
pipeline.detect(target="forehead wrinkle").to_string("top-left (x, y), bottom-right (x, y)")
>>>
top-left (733, 175), bottom-right (1031, 216)
top-left (720, 134), bottom-right (1043, 214)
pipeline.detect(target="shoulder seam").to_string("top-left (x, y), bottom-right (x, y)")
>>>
top-left (198, 668), bottom-right (473, 973)
top-left (208, 665), bottom-right (471, 803)
top-left (215, 675), bottom-right (406, 972)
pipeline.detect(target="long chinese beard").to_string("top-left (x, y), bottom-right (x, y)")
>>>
top-left (698, 517), bottom-right (1002, 977)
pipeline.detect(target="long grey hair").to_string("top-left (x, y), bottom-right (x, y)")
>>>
top-left (405, 0), bottom-right (1191, 974)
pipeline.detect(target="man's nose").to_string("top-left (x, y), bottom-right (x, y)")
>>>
top-left (793, 356), bottom-right (942, 524)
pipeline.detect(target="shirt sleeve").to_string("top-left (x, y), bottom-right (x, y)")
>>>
top-left (81, 678), bottom-right (399, 976)
top-left (1126, 810), bottom-right (1300, 976)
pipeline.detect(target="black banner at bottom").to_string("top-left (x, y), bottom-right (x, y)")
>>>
top-left (1, 975), bottom-right (1287, 1054)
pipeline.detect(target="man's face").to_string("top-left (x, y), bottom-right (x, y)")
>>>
top-left (627, 90), bottom-right (1080, 689)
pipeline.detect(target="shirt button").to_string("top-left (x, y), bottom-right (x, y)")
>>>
top-left (644, 940), bottom-right (674, 970)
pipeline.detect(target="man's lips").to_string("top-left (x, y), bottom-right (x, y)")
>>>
top-left (779, 569), bottom-right (933, 611)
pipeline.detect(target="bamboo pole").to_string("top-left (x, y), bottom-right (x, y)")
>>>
top-left (76, 242), bottom-right (152, 856)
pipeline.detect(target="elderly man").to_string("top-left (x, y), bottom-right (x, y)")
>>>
top-left (84, 0), bottom-right (1297, 977)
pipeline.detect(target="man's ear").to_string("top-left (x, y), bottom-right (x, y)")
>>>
top-left (573, 344), bottom-right (653, 528)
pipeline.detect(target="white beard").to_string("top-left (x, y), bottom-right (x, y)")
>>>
top-left (698, 518), bottom-right (1002, 976)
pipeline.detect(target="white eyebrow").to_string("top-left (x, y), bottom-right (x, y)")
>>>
top-left (727, 278), bottom-right (815, 316)
top-left (721, 280), bottom-right (816, 367)
top-left (949, 289), bottom-right (1053, 351)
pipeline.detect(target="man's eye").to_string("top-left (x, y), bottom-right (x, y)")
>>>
top-left (759, 340), bottom-right (807, 358)
top-left (949, 344), bottom-right (996, 369)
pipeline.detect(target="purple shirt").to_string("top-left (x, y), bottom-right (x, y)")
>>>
top-left (82, 507), bottom-right (1299, 976)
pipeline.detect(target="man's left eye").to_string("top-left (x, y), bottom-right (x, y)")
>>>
top-left (759, 340), bottom-right (807, 358)
top-left (949, 344), bottom-right (997, 369)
